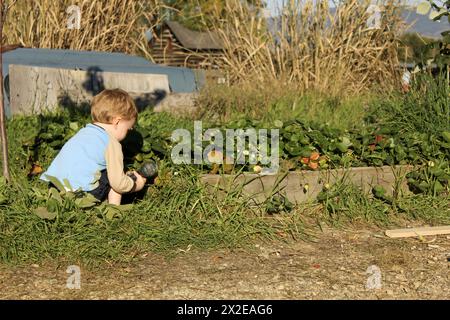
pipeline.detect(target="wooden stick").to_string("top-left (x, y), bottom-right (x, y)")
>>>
top-left (0, 0), bottom-right (10, 183)
top-left (385, 226), bottom-right (450, 238)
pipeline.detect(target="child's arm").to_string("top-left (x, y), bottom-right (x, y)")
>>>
top-left (104, 138), bottom-right (136, 193)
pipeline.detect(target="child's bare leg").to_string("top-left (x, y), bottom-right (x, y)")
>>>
top-left (108, 189), bottom-right (122, 205)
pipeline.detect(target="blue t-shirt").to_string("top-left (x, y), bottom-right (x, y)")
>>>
top-left (40, 124), bottom-right (110, 191)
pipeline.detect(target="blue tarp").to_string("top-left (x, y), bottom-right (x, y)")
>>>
top-left (2, 48), bottom-right (203, 116)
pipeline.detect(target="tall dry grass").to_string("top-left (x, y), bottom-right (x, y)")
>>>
top-left (2, 0), bottom-right (404, 98)
top-left (212, 0), bottom-right (404, 95)
top-left (2, 0), bottom-right (163, 58)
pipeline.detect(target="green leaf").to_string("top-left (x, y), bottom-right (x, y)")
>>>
top-left (135, 153), bottom-right (144, 162)
top-left (284, 124), bottom-right (300, 133)
top-left (115, 204), bottom-right (134, 212)
top-left (74, 193), bottom-right (99, 208)
top-left (46, 198), bottom-right (59, 213)
top-left (430, 8), bottom-right (447, 20)
top-left (39, 132), bottom-right (53, 140)
top-left (299, 148), bottom-right (313, 158)
top-left (63, 179), bottom-right (74, 192)
top-left (138, 128), bottom-right (150, 138)
top-left (274, 120), bottom-right (284, 128)
top-left (151, 141), bottom-right (166, 154)
top-left (48, 140), bottom-right (63, 147)
top-left (336, 142), bottom-right (349, 153)
top-left (65, 192), bottom-right (76, 200)
top-left (49, 187), bottom-right (63, 204)
top-left (416, 2), bottom-right (431, 15)
top-left (340, 136), bottom-right (353, 147)
top-left (442, 34), bottom-right (450, 44)
top-left (44, 175), bottom-right (66, 193)
top-left (430, 168), bottom-right (444, 177)
top-left (418, 181), bottom-right (429, 192)
top-left (30, 187), bottom-right (46, 200)
top-left (0, 194), bottom-right (8, 205)
top-left (372, 185), bottom-right (386, 196)
top-left (433, 180), bottom-right (444, 194)
top-left (105, 210), bottom-right (116, 220)
top-left (0, 176), bottom-right (6, 187)
top-left (102, 205), bottom-right (126, 220)
top-left (142, 140), bottom-right (153, 153)
top-left (69, 122), bottom-right (79, 131)
top-left (388, 138), bottom-right (395, 148)
top-left (284, 142), bottom-right (302, 156)
top-left (34, 206), bottom-right (57, 220)
top-left (442, 131), bottom-right (450, 143)
top-left (372, 185), bottom-right (393, 203)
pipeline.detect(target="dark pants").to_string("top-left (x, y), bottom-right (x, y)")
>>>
top-left (88, 169), bottom-right (111, 201)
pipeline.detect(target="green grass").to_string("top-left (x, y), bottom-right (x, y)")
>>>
top-left (0, 79), bottom-right (449, 266)
top-left (196, 84), bottom-right (372, 131)
top-left (2, 161), bottom-right (447, 267)
top-left (314, 181), bottom-right (450, 227)
top-left (260, 93), bottom-right (372, 131)
top-left (0, 166), bottom-right (306, 266)
top-left (370, 73), bottom-right (450, 136)
top-left (0, 119), bottom-right (306, 266)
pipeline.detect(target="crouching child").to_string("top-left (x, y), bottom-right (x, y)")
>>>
top-left (40, 88), bottom-right (146, 205)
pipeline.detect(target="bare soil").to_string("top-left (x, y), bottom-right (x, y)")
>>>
top-left (1, 226), bottom-right (449, 300)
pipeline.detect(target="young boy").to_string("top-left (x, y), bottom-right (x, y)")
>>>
top-left (40, 89), bottom-right (146, 205)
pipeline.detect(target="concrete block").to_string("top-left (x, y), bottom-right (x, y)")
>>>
top-left (153, 92), bottom-right (198, 116)
top-left (9, 64), bottom-right (170, 115)
top-left (200, 165), bottom-right (414, 205)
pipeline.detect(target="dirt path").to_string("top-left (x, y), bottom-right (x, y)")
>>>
top-left (1, 227), bottom-right (449, 300)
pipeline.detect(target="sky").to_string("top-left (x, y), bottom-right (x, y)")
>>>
top-left (263, 0), bottom-right (334, 16)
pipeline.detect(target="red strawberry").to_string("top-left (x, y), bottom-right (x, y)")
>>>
top-left (310, 152), bottom-right (320, 161)
top-left (308, 162), bottom-right (319, 170)
top-left (375, 135), bottom-right (383, 143)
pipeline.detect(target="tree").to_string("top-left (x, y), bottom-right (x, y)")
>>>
top-left (398, 32), bottom-right (436, 63)
top-left (416, 1), bottom-right (450, 73)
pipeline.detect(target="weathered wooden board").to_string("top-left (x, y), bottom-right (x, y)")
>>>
top-left (385, 226), bottom-right (450, 238)
top-left (200, 165), bottom-right (415, 204)
top-left (9, 64), bottom-right (170, 115)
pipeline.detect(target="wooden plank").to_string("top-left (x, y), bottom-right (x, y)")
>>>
top-left (385, 226), bottom-right (450, 238)
top-left (1, 43), bottom-right (22, 53)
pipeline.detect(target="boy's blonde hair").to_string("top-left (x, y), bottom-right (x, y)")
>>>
top-left (91, 89), bottom-right (137, 123)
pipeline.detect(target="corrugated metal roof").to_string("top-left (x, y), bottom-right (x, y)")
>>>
top-left (2, 48), bottom-right (203, 116)
top-left (165, 21), bottom-right (224, 50)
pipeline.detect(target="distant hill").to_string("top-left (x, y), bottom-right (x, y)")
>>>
top-left (400, 7), bottom-right (448, 38)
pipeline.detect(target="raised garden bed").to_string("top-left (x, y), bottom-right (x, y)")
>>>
top-left (200, 165), bottom-right (415, 204)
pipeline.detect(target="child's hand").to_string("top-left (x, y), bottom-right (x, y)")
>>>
top-left (131, 171), bottom-right (147, 191)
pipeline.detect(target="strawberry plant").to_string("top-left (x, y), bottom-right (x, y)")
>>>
top-left (11, 89), bottom-right (448, 197)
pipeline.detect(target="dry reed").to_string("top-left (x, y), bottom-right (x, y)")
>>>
top-left (212, 0), bottom-right (404, 95)
top-left (2, 0), bottom-right (162, 59)
top-left (3, 0), bottom-right (404, 95)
